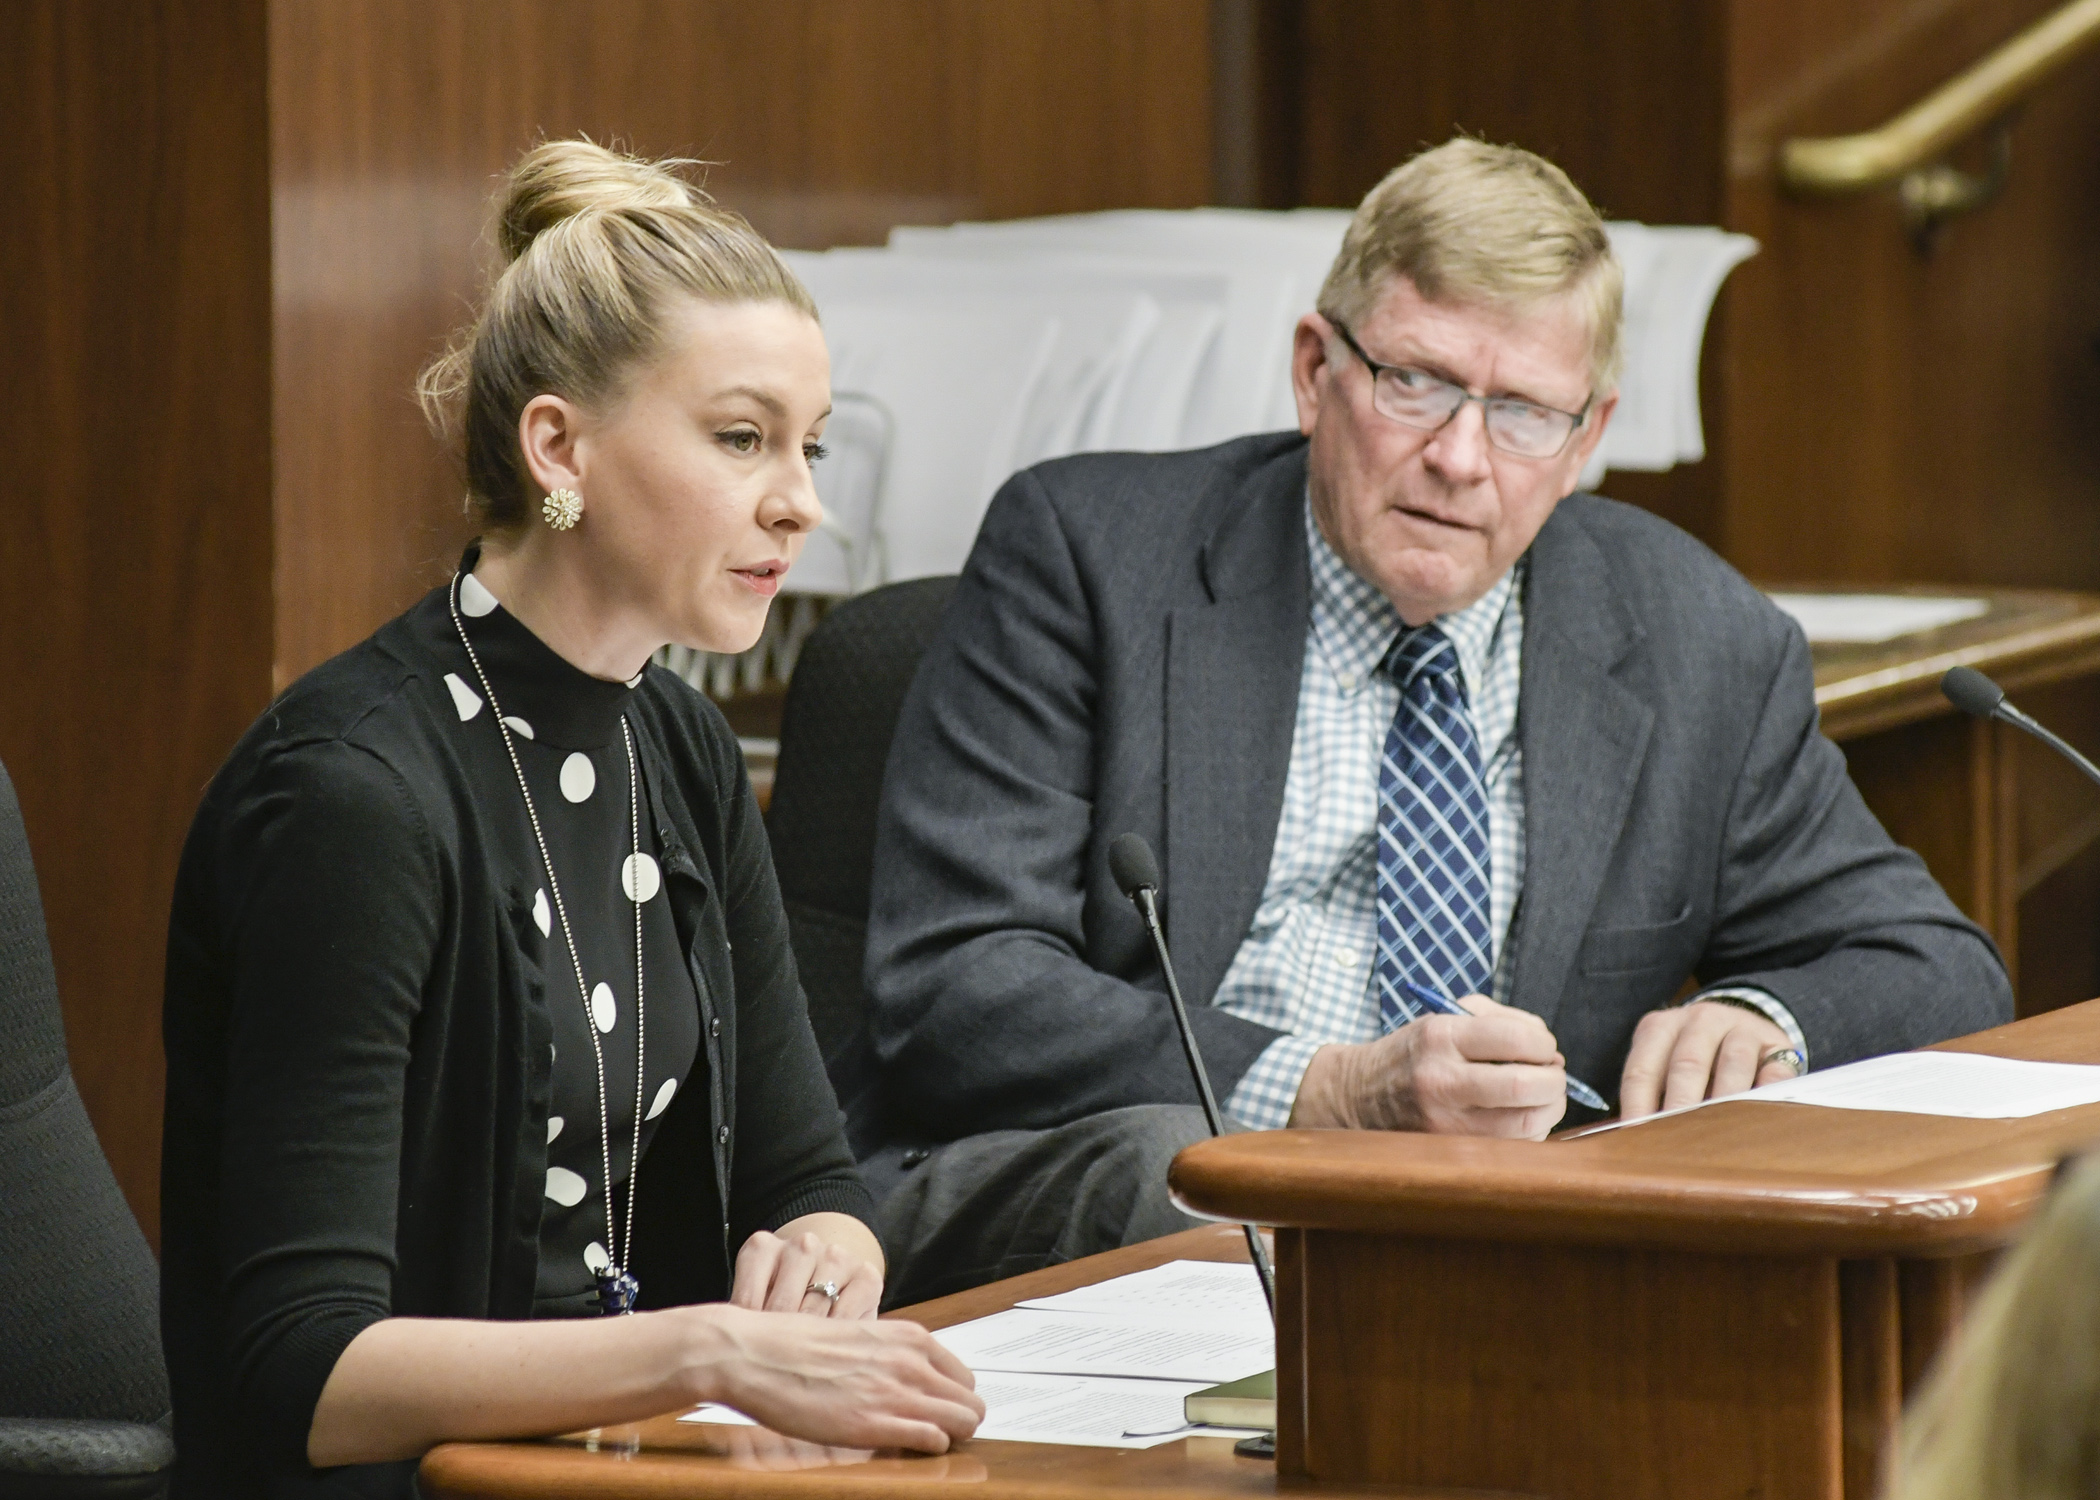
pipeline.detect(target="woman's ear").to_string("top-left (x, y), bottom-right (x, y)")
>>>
top-left (518, 394), bottom-right (588, 497)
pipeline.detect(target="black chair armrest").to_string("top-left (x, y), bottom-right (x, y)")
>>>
top-left (0, 1417), bottom-right (173, 1500)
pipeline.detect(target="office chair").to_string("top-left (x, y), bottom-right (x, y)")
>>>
top-left (0, 760), bottom-right (173, 1500)
top-left (766, 576), bottom-right (957, 1108)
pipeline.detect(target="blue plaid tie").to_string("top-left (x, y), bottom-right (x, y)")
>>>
top-left (1373, 624), bottom-right (1493, 1031)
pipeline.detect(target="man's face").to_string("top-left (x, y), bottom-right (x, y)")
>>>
top-left (1292, 275), bottom-right (1615, 625)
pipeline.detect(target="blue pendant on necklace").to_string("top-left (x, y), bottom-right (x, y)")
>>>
top-left (595, 1268), bottom-right (640, 1316)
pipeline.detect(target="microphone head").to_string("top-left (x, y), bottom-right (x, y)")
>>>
top-left (1109, 833), bottom-right (1162, 897)
top-left (1942, 666), bottom-right (2006, 720)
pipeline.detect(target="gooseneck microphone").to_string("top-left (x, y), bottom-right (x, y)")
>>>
top-left (1942, 667), bottom-right (2100, 791)
top-left (1110, 832), bottom-right (1278, 1318)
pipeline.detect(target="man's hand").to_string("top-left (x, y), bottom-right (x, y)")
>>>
top-left (1618, 1000), bottom-right (1798, 1118)
top-left (1290, 994), bottom-right (1567, 1137)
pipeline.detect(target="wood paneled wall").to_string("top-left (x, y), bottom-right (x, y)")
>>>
top-left (270, 0), bottom-right (1216, 687)
top-left (1717, 0), bottom-right (2100, 591)
top-left (1268, 0), bottom-right (2100, 589)
top-left (5, 0), bottom-right (1214, 1240)
top-left (1, 0), bottom-right (275, 1241)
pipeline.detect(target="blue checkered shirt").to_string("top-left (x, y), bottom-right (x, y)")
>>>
top-left (1213, 499), bottom-right (1805, 1129)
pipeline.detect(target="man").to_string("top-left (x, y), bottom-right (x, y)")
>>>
top-left (853, 139), bottom-right (2012, 1305)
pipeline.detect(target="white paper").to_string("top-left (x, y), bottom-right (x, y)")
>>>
top-left (1767, 593), bottom-right (1989, 644)
top-left (1750, 1051), bottom-right (2100, 1118)
top-left (1016, 1259), bottom-right (1269, 1329)
top-left (679, 1373), bottom-right (1265, 1449)
top-left (935, 1308), bottom-right (1273, 1383)
top-left (971, 1372), bottom-right (1260, 1447)
top-left (1567, 1050), bottom-right (2100, 1138)
top-left (678, 1403), bottom-right (759, 1427)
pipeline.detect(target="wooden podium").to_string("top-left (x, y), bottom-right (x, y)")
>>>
top-left (420, 1003), bottom-right (2100, 1499)
top-left (1172, 1000), bottom-right (2100, 1500)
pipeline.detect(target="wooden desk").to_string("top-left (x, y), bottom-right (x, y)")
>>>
top-left (1172, 999), bottom-right (2100, 1500)
top-left (419, 1222), bottom-right (1502, 1499)
top-left (1801, 585), bottom-right (2100, 1009)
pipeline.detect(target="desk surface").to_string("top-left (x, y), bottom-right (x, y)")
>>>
top-left (1174, 999), bottom-right (2100, 1259)
top-left (1798, 584), bottom-right (2100, 740)
top-left (420, 1224), bottom-right (1501, 1499)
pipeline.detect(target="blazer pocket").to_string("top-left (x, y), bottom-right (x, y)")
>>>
top-left (1579, 904), bottom-right (1694, 976)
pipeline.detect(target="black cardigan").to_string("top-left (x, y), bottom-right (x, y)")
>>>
top-left (161, 586), bottom-right (872, 1499)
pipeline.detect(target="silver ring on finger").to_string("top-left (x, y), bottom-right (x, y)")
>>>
top-left (1760, 1046), bottom-right (1805, 1076)
top-left (806, 1279), bottom-right (842, 1308)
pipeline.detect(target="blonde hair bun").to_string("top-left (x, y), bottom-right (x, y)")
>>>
top-left (418, 136), bottom-right (816, 531)
top-left (496, 139), bottom-right (708, 265)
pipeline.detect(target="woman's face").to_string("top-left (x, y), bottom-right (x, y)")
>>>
top-left (532, 297), bottom-right (830, 657)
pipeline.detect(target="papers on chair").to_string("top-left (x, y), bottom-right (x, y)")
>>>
top-left (770, 209), bottom-right (1755, 592)
top-left (1594, 225), bottom-right (1758, 477)
top-left (1749, 1051), bottom-right (2100, 1119)
top-left (1767, 593), bottom-right (1990, 644)
top-left (933, 1308), bottom-right (1272, 1383)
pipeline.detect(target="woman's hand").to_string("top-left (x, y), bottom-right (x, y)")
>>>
top-left (731, 1214), bottom-right (885, 1320)
top-left (698, 1304), bottom-right (984, 1453)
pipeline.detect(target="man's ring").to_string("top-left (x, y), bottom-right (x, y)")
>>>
top-left (807, 1279), bottom-right (842, 1306)
top-left (1761, 1046), bottom-right (1806, 1076)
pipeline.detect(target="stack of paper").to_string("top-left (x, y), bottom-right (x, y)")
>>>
top-left (1574, 1050), bottom-right (2100, 1137)
top-left (1766, 593), bottom-right (1990, 645)
top-left (679, 1259), bottom-right (1273, 1448)
top-left (773, 209), bottom-right (1758, 590)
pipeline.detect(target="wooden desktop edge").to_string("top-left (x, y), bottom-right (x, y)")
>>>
top-left (1806, 586), bottom-right (2100, 741)
top-left (1170, 1000), bottom-right (2100, 1259)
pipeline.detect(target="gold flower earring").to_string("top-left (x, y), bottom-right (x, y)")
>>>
top-left (541, 488), bottom-right (583, 530)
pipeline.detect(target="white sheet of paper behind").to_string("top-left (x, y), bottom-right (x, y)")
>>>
top-left (1765, 593), bottom-right (1989, 645)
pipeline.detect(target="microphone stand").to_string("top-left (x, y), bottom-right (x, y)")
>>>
top-left (1127, 882), bottom-right (1279, 1319)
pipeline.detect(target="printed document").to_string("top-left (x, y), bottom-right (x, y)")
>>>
top-left (934, 1308), bottom-right (1271, 1383)
top-left (1748, 1050), bottom-right (2100, 1118)
top-left (1016, 1259), bottom-right (1268, 1328)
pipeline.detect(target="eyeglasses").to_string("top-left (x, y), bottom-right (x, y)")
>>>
top-left (1331, 320), bottom-right (1592, 460)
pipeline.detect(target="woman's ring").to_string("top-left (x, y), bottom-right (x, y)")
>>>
top-left (1760, 1046), bottom-right (1806, 1076)
top-left (807, 1279), bottom-right (842, 1306)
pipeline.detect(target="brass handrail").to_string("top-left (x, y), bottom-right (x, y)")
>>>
top-left (1780, 0), bottom-right (2100, 198)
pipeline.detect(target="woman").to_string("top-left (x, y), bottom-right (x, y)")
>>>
top-left (159, 140), bottom-right (982, 1499)
top-left (1890, 1151), bottom-right (2100, 1499)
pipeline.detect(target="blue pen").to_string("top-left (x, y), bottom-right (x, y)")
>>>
top-left (1399, 980), bottom-right (1611, 1113)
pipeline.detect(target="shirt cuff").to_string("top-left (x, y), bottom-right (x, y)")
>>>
top-left (1223, 1034), bottom-right (1327, 1131)
top-left (1690, 985), bottom-right (1809, 1069)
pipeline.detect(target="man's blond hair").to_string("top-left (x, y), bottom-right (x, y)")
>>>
top-left (1317, 138), bottom-right (1624, 393)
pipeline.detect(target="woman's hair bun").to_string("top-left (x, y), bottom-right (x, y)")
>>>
top-left (419, 135), bottom-right (814, 532)
top-left (496, 138), bottom-right (709, 265)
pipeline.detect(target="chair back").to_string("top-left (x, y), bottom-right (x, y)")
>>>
top-left (766, 577), bottom-right (957, 1100)
top-left (0, 759), bottom-right (171, 1437)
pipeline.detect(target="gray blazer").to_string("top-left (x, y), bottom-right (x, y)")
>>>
top-left (854, 432), bottom-right (2011, 1157)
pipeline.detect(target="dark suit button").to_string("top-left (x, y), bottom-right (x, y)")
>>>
top-left (709, 1017), bottom-right (721, 1038)
top-left (718, 1125), bottom-right (731, 1145)
top-left (901, 1147), bottom-right (931, 1168)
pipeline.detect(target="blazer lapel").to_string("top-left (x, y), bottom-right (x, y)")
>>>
top-left (1163, 446), bottom-right (1311, 1004)
top-left (1506, 504), bottom-right (1654, 1030)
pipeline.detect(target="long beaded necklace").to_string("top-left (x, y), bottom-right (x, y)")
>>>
top-left (449, 573), bottom-right (648, 1315)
